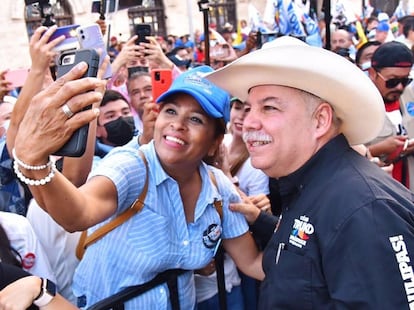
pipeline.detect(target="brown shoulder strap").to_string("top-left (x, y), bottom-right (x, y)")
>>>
top-left (230, 148), bottom-right (249, 177)
top-left (76, 151), bottom-right (149, 260)
top-left (208, 170), bottom-right (223, 220)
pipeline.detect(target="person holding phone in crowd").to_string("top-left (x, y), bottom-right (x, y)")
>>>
top-left (3, 23), bottom-right (110, 306)
top-left (206, 36), bottom-right (414, 309)
top-left (365, 41), bottom-right (414, 190)
top-left (10, 61), bottom-right (263, 309)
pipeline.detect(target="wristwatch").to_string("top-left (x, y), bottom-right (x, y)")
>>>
top-left (33, 278), bottom-right (56, 307)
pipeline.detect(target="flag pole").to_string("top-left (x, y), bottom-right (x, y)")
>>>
top-left (324, 0), bottom-right (332, 50)
top-left (198, 0), bottom-right (210, 66)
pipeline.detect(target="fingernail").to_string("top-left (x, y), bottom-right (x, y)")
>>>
top-left (75, 62), bottom-right (87, 71)
top-left (93, 108), bottom-right (100, 116)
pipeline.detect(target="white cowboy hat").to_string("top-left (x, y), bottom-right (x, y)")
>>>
top-left (205, 36), bottom-right (385, 145)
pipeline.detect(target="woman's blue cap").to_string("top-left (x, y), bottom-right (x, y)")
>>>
top-left (156, 65), bottom-right (230, 122)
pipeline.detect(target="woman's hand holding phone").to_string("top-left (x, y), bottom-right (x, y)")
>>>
top-left (52, 49), bottom-right (100, 157)
top-left (14, 61), bottom-right (104, 162)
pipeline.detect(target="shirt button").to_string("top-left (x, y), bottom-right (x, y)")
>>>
top-left (183, 240), bottom-right (189, 246)
top-left (159, 287), bottom-right (165, 294)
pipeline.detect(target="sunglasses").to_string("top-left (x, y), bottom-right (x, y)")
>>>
top-left (376, 71), bottom-right (413, 88)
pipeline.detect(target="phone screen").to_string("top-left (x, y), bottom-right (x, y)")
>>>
top-left (5, 69), bottom-right (30, 88)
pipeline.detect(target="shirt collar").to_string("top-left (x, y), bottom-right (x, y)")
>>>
top-left (278, 134), bottom-right (350, 200)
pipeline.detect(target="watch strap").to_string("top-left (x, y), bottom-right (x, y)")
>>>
top-left (33, 278), bottom-right (56, 307)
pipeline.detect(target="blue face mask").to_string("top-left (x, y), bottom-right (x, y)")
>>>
top-left (360, 61), bottom-right (371, 76)
top-left (103, 116), bottom-right (135, 146)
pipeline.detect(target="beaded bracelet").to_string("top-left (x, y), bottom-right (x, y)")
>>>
top-left (13, 160), bottom-right (56, 186)
top-left (12, 148), bottom-right (52, 171)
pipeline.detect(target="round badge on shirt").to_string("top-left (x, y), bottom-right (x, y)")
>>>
top-left (22, 252), bottom-right (36, 269)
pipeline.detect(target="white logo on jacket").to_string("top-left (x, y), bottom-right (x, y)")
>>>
top-left (289, 215), bottom-right (314, 249)
top-left (389, 235), bottom-right (414, 307)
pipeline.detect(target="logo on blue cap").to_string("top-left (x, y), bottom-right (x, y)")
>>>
top-left (183, 70), bottom-right (214, 95)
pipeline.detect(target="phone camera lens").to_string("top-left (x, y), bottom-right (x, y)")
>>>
top-left (62, 54), bottom-right (75, 65)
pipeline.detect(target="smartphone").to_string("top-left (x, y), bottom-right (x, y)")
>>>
top-left (76, 24), bottom-right (112, 79)
top-left (128, 66), bottom-right (149, 78)
top-left (151, 69), bottom-right (172, 102)
top-left (134, 24), bottom-right (152, 45)
top-left (5, 68), bottom-right (30, 88)
top-left (47, 24), bottom-right (80, 52)
top-left (54, 49), bottom-right (99, 157)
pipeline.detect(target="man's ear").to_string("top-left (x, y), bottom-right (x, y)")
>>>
top-left (313, 103), bottom-right (333, 138)
top-left (368, 66), bottom-right (376, 81)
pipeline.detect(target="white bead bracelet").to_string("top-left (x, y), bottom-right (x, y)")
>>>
top-left (12, 148), bottom-right (52, 171)
top-left (13, 160), bottom-right (56, 186)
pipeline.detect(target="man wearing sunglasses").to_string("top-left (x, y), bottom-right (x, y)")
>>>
top-left (366, 41), bottom-right (414, 189)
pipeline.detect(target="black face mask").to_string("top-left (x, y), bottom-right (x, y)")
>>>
top-left (103, 116), bottom-right (135, 146)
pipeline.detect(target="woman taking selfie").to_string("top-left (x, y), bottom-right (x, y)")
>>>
top-left (10, 64), bottom-right (263, 309)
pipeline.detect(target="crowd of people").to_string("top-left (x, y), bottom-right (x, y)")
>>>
top-left (0, 5), bottom-right (414, 310)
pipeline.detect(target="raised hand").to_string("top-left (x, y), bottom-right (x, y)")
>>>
top-left (29, 25), bottom-right (65, 74)
top-left (14, 62), bottom-right (104, 162)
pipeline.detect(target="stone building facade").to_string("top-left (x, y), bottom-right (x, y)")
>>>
top-left (0, 0), bottom-right (384, 70)
top-left (1, 0), bottom-right (264, 69)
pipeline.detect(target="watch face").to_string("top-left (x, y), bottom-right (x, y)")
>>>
top-left (45, 279), bottom-right (57, 296)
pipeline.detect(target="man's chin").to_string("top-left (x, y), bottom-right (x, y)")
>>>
top-left (384, 93), bottom-right (403, 103)
top-left (250, 157), bottom-right (268, 171)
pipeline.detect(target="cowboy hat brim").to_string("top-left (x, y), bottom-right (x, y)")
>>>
top-left (206, 36), bottom-right (385, 145)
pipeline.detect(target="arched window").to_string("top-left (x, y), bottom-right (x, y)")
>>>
top-left (127, 0), bottom-right (167, 38)
top-left (25, 0), bottom-right (74, 38)
top-left (208, 0), bottom-right (237, 34)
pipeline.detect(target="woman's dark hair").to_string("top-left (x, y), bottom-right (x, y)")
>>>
top-left (402, 17), bottom-right (414, 38)
top-left (0, 224), bottom-right (21, 267)
top-left (202, 118), bottom-right (226, 166)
